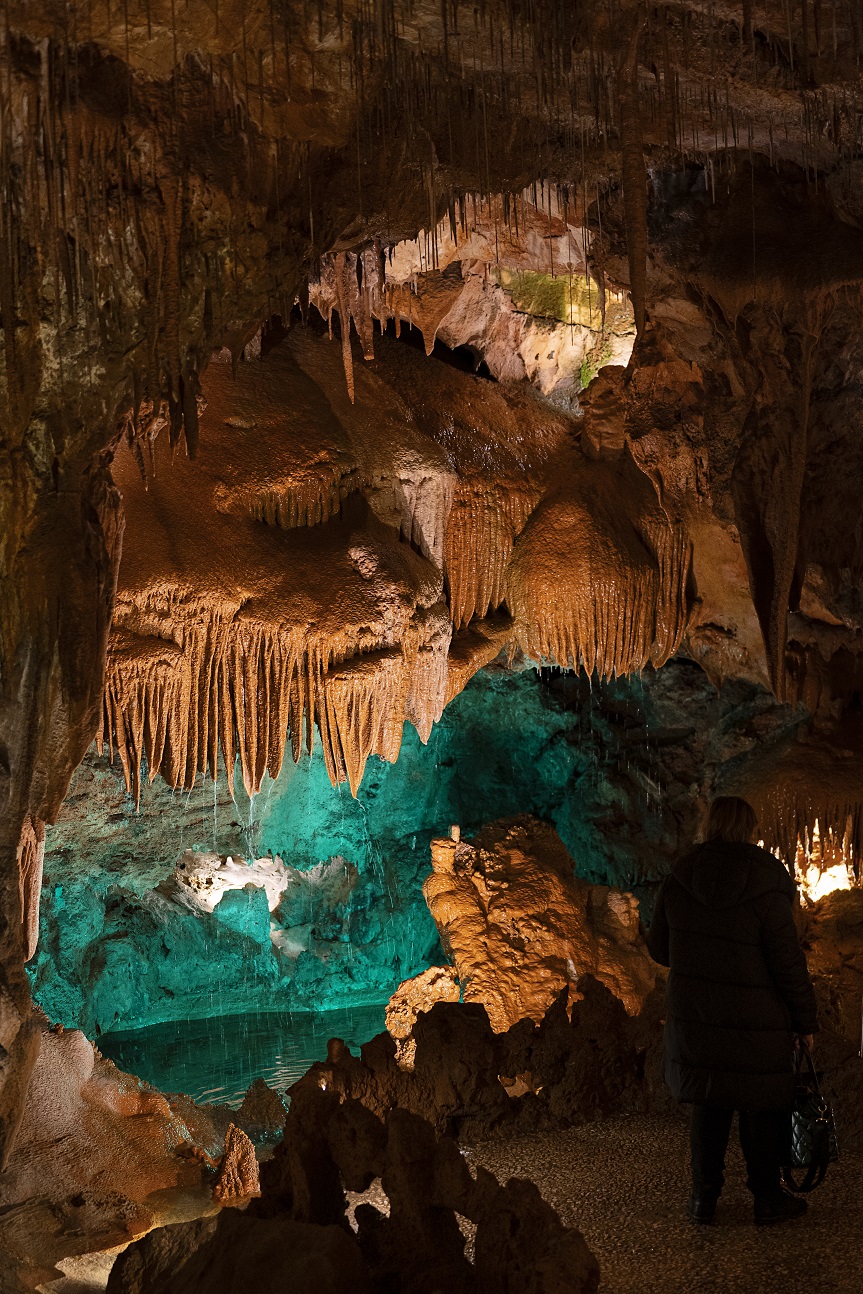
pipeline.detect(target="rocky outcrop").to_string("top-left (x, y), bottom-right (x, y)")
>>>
top-left (422, 818), bottom-right (660, 1032)
top-left (212, 1125), bottom-right (260, 1204)
top-left (114, 1215), bottom-right (370, 1294)
top-left (386, 965), bottom-right (461, 1068)
top-left (109, 1078), bottom-right (599, 1294)
top-left (0, 1023), bottom-right (229, 1286)
top-left (290, 975), bottom-right (670, 1143)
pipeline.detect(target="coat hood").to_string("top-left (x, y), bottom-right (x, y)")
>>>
top-left (672, 840), bottom-right (795, 909)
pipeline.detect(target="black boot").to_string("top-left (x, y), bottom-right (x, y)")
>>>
top-left (687, 1193), bottom-right (718, 1224)
top-left (754, 1190), bottom-right (808, 1226)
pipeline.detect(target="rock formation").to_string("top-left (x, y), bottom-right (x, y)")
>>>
top-left (212, 1124), bottom-right (260, 1204)
top-left (97, 323), bottom-right (695, 811)
top-left (421, 818), bottom-right (660, 1032)
top-left (0, 1021), bottom-right (226, 1287)
top-left (108, 1071), bottom-right (600, 1294)
top-left (385, 965), bottom-right (461, 1068)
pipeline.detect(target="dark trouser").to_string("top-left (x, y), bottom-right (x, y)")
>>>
top-left (690, 1105), bottom-right (792, 1198)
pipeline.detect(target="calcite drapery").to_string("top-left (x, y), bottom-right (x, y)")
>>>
top-left (101, 328), bottom-right (694, 802)
top-left (507, 451), bottom-right (690, 677)
top-left (100, 422), bottom-right (449, 802)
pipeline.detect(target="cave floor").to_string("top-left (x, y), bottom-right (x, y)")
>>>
top-left (41, 1111), bottom-right (859, 1294)
top-left (467, 1111), bottom-right (861, 1294)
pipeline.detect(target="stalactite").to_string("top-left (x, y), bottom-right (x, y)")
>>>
top-left (445, 485), bottom-right (540, 628)
top-left (506, 465), bottom-right (691, 678)
top-left (617, 8), bottom-right (648, 339)
top-left (318, 647), bottom-right (408, 793)
top-left (101, 603), bottom-right (451, 801)
top-left (16, 818), bottom-right (45, 964)
top-left (334, 251), bottom-right (356, 402)
top-left (742, 750), bottom-right (863, 877)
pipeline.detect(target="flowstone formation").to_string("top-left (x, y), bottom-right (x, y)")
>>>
top-left (0, 1016), bottom-right (282, 1286)
top-left (420, 817), bottom-right (659, 1033)
top-left (100, 322), bottom-right (691, 812)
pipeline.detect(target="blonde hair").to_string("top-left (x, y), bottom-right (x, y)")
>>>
top-left (704, 796), bottom-right (758, 845)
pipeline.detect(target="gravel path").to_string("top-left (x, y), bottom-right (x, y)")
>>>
top-left (467, 1112), bottom-right (862, 1294)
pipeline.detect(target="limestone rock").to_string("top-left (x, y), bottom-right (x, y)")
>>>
top-left (0, 1025), bottom-right (226, 1280)
top-left (212, 1124), bottom-right (260, 1204)
top-left (288, 973), bottom-right (669, 1143)
top-left (107, 1213), bottom-right (370, 1294)
top-left (474, 1175), bottom-right (599, 1294)
top-left (386, 965), bottom-right (460, 1068)
top-left (236, 1079), bottom-right (287, 1143)
top-left (116, 1070), bottom-right (598, 1294)
top-left (424, 817), bottom-right (660, 1032)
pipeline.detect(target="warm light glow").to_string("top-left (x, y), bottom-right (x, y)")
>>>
top-left (795, 820), bottom-right (858, 903)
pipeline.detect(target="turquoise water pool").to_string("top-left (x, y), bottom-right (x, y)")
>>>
top-left (98, 1002), bottom-right (387, 1106)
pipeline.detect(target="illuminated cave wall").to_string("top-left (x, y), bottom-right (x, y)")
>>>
top-left (28, 658), bottom-right (801, 1037)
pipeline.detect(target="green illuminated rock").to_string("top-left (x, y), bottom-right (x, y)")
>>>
top-left (27, 660), bottom-right (793, 1037)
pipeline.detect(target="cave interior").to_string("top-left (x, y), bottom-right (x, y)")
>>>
top-left (3, 0), bottom-right (863, 1290)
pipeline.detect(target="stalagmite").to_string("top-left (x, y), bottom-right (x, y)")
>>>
top-left (211, 1124), bottom-right (260, 1203)
top-left (423, 818), bottom-right (660, 1033)
top-left (385, 965), bottom-right (461, 1068)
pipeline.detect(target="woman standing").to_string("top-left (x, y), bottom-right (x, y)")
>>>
top-left (647, 795), bottom-right (818, 1225)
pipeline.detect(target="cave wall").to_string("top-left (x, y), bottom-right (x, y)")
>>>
top-left (29, 657), bottom-right (802, 1036)
top-left (5, 0), bottom-right (863, 1177)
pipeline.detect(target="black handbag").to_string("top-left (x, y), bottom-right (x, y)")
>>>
top-left (781, 1043), bottom-right (839, 1193)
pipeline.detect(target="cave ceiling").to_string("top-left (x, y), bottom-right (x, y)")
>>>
top-left (3, 0), bottom-right (863, 1160)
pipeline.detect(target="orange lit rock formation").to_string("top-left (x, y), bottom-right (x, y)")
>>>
top-left (0, 1023), bottom-right (227, 1284)
top-left (212, 1124), bottom-right (260, 1205)
top-left (385, 965), bottom-right (461, 1068)
top-left (102, 326), bottom-right (695, 803)
top-left (422, 818), bottom-right (660, 1033)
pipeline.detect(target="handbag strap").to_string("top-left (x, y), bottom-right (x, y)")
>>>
top-left (795, 1041), bottom-right (820, 1088)
top-left (782, 1156), bottom-right (828, 1193)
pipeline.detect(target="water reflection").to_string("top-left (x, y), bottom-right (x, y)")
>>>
top-left (99, 1003), bottom-right (387, 1106)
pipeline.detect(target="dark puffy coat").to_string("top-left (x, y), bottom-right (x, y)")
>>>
top-left (646, 840), bottom-right (818, 1109)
